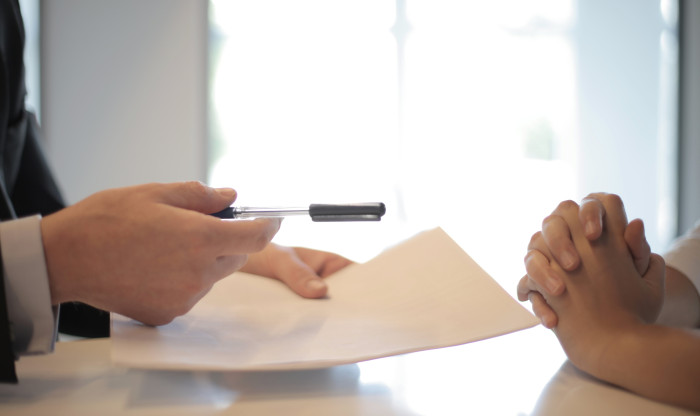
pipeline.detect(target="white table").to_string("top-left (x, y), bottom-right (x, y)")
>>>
top-left (0, 326), bottom-right (695, 415)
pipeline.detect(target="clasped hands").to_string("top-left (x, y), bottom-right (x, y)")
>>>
top-left (517, 193), bottom-right (665, 374)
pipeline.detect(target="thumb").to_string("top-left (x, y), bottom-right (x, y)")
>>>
top-left (642, 252), bottom-right (666, 294)
top-left (624, 218), bottom-right (651, 275)
top-left (271, 250), bottom-right (329, 299)
top-left (156, 181), bottom-right (237, 214)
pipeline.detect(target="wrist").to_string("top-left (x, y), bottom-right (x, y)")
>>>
top-left (560, 312), bottom-right (645, 379)
top-left (585, 321), bottom-right (649, 382)
top-left (41, 212), bottom-right (76, 305)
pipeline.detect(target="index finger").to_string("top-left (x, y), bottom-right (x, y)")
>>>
top-left (210, 217), bottom-right (282, 255)
top-left (579, 195), bottom-right (605, 240)
top-left (594, 193), bottom-right (628, 237)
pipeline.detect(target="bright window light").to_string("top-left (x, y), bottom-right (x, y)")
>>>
top-left (208, 0), bottom-right (676, 281)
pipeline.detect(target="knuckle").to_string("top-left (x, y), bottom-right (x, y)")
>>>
top-left (557, 199), bottom-right (579, 212)
top-left (541, 214), bottom-right (561, 231)
top-left (605, 193), bottom-right (624, 209)
top-left (146, 182), bottom-right (171, 199)
top-left (584, 192), bottom-right (606, 201)
top-left (528, 231), bottom-right (543, 248)
top-left (184, 180), bottom-right (209, 197)
top-left (523, 249), bottom-right (541, 269)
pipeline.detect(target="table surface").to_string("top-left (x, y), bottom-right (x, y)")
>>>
top-left (0, 326), bottom-right (696, 416)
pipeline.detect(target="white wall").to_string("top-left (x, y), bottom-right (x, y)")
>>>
top-left (680, 0), bottom-right (700, 233)
top-left (575, 0), bottom-right (676, 249)
top-left (41, 0), bottom-right (208, 204)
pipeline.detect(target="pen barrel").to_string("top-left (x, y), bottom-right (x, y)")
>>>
top-left (209, 207), bottom-right (307, 219)
top-left (309, 203), bottom-right (386, 222)
top-left (235, 207), bottom-right (308, 218)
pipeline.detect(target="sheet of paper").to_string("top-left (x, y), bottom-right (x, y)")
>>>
top-left (111, 228), bottom-right (539, 370)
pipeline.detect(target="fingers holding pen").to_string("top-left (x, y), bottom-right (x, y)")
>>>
top-left (209, 217), bottom-right (282, 255)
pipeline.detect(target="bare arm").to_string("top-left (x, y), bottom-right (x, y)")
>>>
top-left (656, 266), bottom-right (700, 328)
top-left (530, 195), bottom-right (700, 411)
top-left (593, 323), bottom-right (700, 411)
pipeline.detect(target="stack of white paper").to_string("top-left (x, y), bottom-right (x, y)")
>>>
top-left (111, 228), bottom-right (538, 370)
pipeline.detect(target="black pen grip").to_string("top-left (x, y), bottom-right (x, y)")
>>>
top-left (309, 203), bottom-right (386, 222)
top-left (210, 207), bottom-right (234, 219)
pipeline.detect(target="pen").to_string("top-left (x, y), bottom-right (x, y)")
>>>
top-left (210, 202), bottom-right (386, 222)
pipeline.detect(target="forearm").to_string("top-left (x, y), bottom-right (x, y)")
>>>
top-left (593, 324), bottom-right (700, 412)
top-left (656, 266), bottom-right (700, 328)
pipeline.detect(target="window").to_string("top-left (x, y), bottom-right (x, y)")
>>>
top-left (208, 0), bottom-right (678, 282)
top-left (20, 0), bottom-right (40, 119)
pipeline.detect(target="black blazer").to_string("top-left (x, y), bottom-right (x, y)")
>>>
top-left (1, 0), bottom-right (108, 383)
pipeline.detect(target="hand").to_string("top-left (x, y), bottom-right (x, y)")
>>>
top-left (242, 243), bottom-right (354, 298)
top-left (518, 193), bottom-right (652, 328)
top-left (41, 181), bottom-right (281, 326)
top-left (537, 195), bottom-right (665, 375)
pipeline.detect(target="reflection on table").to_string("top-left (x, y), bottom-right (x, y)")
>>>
top-left (0, 325), bottom-right (695, 416)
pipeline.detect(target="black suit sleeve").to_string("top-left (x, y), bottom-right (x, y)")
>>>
top-left (0, 245), bottom-right (18, 383)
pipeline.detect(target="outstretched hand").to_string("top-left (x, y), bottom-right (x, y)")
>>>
top-left (242, 244), bottom-right (354, 298)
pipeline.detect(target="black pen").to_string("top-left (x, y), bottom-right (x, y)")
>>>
top-left (210, 202), bottom-right (386, 222)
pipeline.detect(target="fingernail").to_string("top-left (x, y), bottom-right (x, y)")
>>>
top-left (306, 279), bottom-right (327, 292)
top-left (584, 221), bottom-right (596, 237)
top-left (560, 251), bottom-right (577, 270)
top-left (542, 316), bottom-right (553, 329)
top-left (545, 272), bottom-right (562, 294)
top-left (216, 188), bottom-right (236, 199)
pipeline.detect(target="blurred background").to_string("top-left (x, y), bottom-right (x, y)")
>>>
top-left (23, 0), bottom-right (700, 292)
top-left (21, 2), bottom-right (700, 413)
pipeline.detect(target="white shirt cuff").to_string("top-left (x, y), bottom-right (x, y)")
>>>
top-left (0, 215), bottom-right (57, 355)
